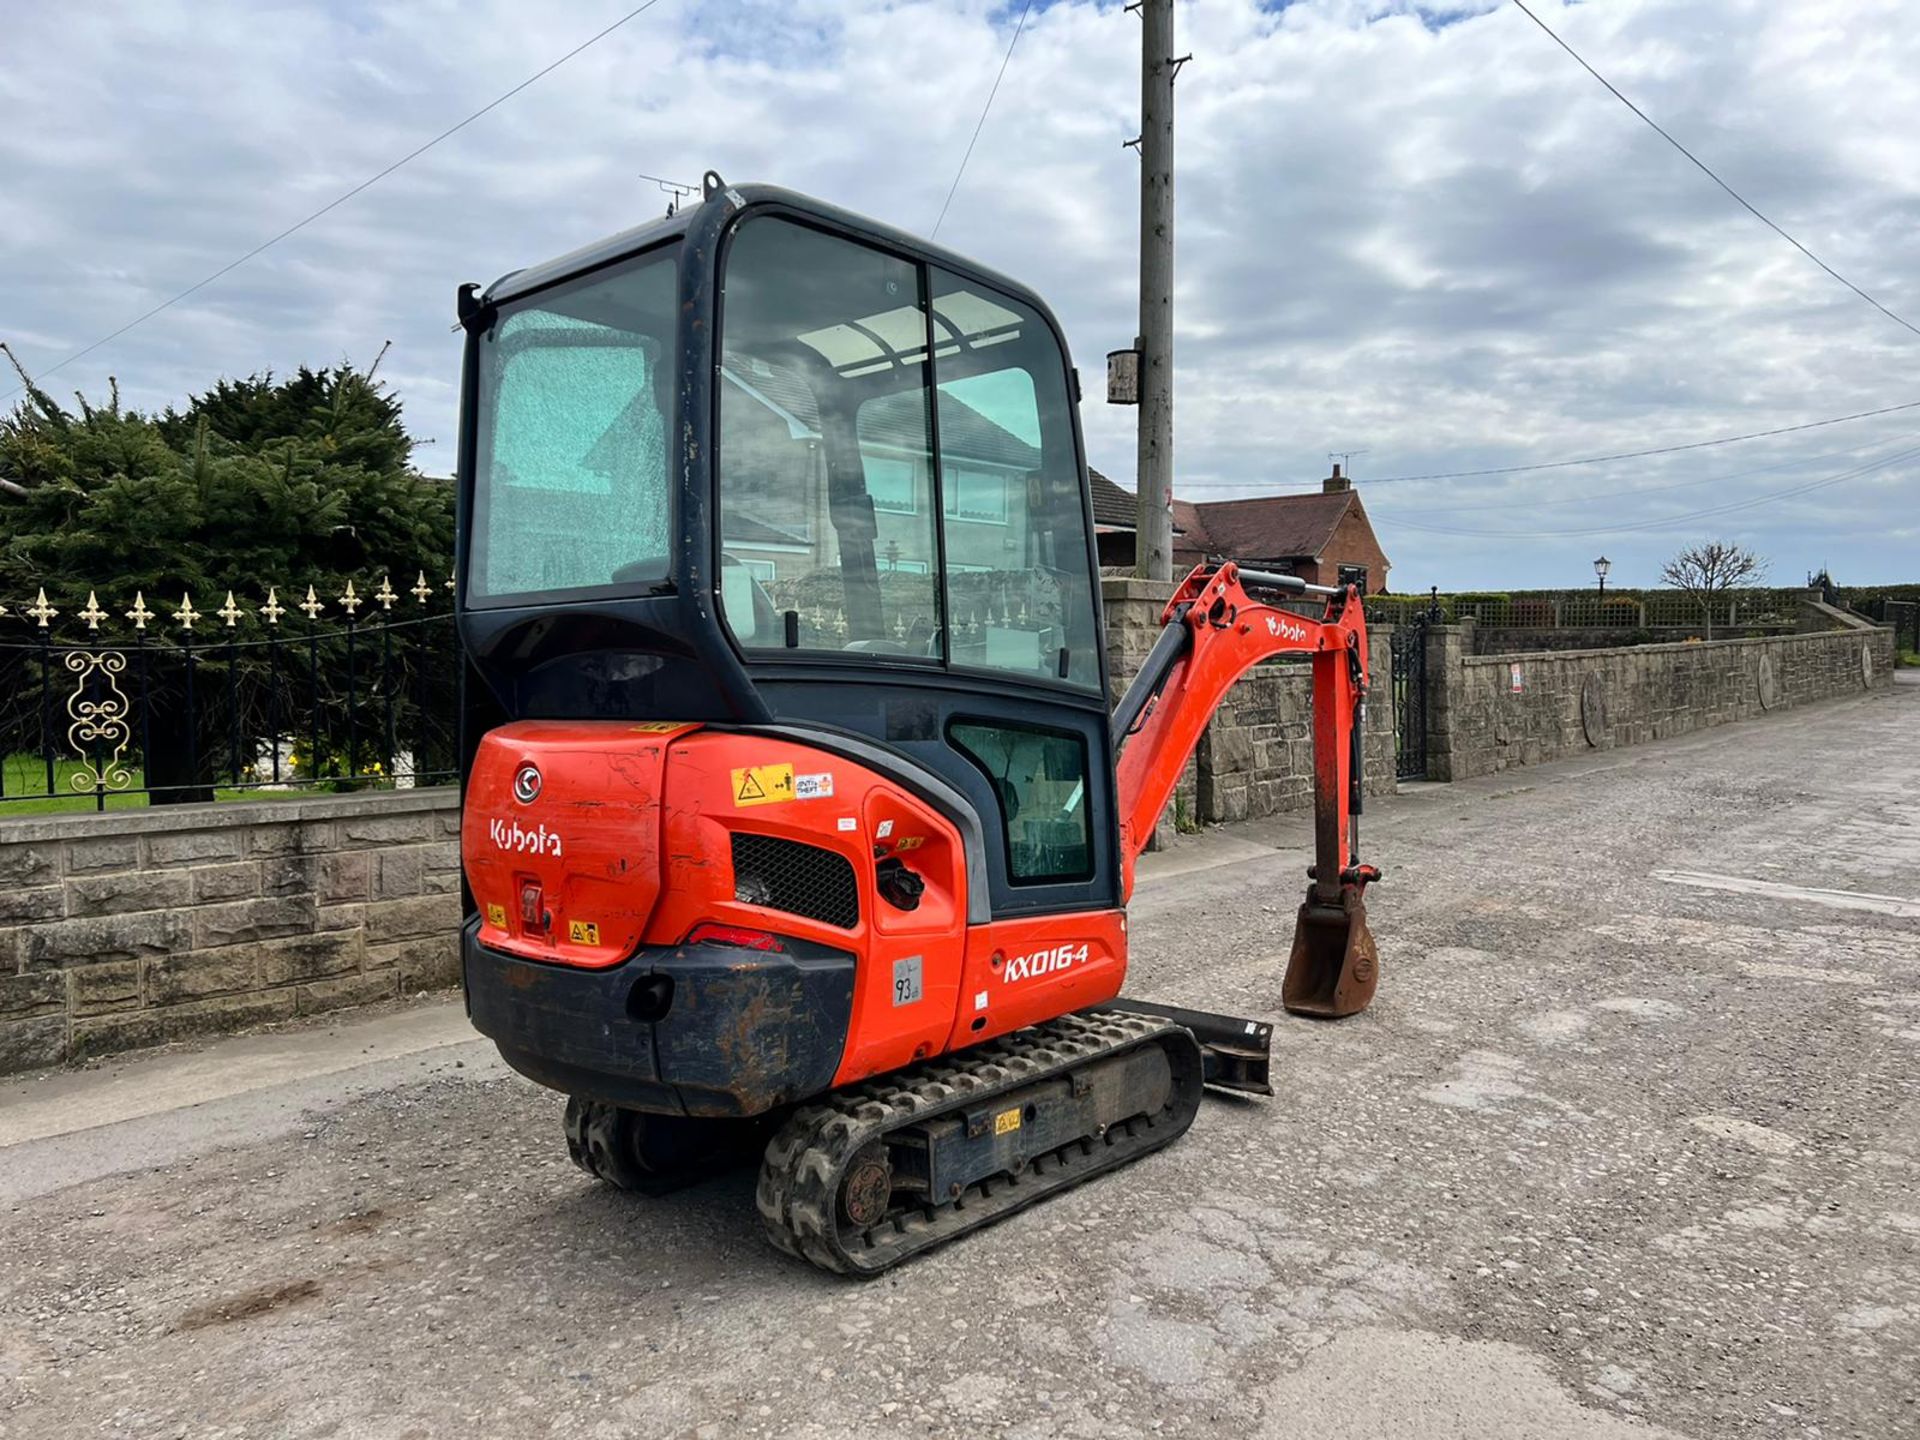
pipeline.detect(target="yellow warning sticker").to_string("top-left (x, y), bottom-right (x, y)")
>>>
top-left (994, 1107), bottom-right (1022, 1136)
top-left (731, 762), bottom-right (795, 807)
top-left (567, 919), bottom-right (601, 945)
top-left (485, 903), bottom-right (507, 928)
top-left (894, 835), bottom-right (925, 853)
top-left (628, 721), bottom-right (686, 733)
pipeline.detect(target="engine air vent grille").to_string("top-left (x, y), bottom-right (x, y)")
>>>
top-left (731, 833), bottom-right (860, 930)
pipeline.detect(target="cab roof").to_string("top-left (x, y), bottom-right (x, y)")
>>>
top-left (480, 179), bottom-right (1061, 329)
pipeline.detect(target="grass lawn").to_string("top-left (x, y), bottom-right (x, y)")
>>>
top-left (0, 753), bottom-right (284, 817)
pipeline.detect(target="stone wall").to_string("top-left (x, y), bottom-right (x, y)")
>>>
top-left (1427, 625), bottom-right (1894, 781)
top-left (1103, 578), bottom-right (1202, 842)
top-left (0, 790), bottom-right (462, 1074)
top-left (1101, 577), bottom-right (1394, 830)
top-left (1471, 625), bottom-right (1787, 655)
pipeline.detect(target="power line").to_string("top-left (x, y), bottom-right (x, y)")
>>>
top-left (930, 0), bottom-right (1036, 240)
top-left (1170, 397), bottom-right (1920, 491)
top-left (3, 0), bottom-right (672, 402)
top-left (1511, 0), bottom-right (1920, 343)
top-left (1384, 441), bottom-right (1920, 540)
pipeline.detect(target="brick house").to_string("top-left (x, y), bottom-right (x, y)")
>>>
top-left (1089, 464), bottom-right (1392, 593)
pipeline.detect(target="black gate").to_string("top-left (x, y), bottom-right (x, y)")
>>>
top-left (1390, 621), bottom-right (1427, 781)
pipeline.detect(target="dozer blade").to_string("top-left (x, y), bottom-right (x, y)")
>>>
top-left (1097, 998), bottom-right (1273, 1096)
top-left (1282, 887), bottom-right (1379, 1018)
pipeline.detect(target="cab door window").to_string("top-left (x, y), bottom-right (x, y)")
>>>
top-left (930, 269), bottom-right (1100, 691)
top-left (949, 720), bottom-right (1093, 884)
top-left (718, 216), bottom-right (939, 654)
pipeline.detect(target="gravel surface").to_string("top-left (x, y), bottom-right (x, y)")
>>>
top-left (2, 682), bottom-right (1916, 1439)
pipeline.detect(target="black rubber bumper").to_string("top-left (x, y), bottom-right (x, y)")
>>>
top-left (462, 919), bottom-right (856, 1117)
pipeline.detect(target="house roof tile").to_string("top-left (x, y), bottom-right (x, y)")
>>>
top-left (1093, 477), bottom-right (1358, 562)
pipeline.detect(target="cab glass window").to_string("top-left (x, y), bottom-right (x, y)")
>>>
top-left (950, 721), bottom-right (1093, 884)
top-left (719, 217), bottom-right (940, 655)
top-left (469, 247), bottom-right (676, 602)
top-left (931, 269), bottom-right (1099, 689)
top-left (715, 217), bottom-right (1098, 690)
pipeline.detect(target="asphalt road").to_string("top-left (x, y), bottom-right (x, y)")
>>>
top-left (2, 681), bottom-right (1916, 1439)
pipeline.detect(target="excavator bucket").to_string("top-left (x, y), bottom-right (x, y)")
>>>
top-left (1282, 887), bottom-right (1379, 1018)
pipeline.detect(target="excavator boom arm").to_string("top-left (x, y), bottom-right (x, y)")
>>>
top-left (1112, 563), bottom-right (1372, 904)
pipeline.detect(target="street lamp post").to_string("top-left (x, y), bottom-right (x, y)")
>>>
top-left (1594, 555), bottom-right (1611, 598)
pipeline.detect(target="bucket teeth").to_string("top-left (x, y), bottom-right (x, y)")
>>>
top-left (1282, 887), bottom-right (1379, 1018)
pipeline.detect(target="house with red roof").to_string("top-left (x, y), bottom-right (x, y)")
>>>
top-left (1089, 464), bottom-right (1392, 594)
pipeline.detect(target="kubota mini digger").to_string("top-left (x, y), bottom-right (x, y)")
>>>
top-left (453, 175), bottom-right (1381, 1275)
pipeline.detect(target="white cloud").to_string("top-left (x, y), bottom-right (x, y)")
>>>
top-left (3, 0), bottom-right (1917, 587)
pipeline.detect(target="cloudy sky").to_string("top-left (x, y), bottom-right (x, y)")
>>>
top-left (4, 0), bottom-right (1917, 590)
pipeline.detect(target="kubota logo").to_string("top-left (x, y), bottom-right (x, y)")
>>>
top-left (512, 763), bottom-right (542, 804)
top-left (1266, 615), bottom-right (1309, 643)
top-left (488, 818), bottom-right (563, 857)
top-left (1002, 942), bottom-right (1091, 984)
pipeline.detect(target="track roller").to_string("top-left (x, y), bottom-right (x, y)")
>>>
top-left (565, 1098), bottom-right (769, 1195)
top-left (755, 1011), bottom-right (1204, 1276)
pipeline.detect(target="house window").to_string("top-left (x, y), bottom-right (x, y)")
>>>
top-left (864, 455), bottom-right (919, 514)
top-left (941, 463), bottom-right (1009, 524)
top-left (1337, 564), bottom-right (1368, 592)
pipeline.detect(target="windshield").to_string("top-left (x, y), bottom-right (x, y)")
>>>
top-left (468, 246), bottom-right (677, 603)
top-left (716, 216), bottom-right (1099, 689)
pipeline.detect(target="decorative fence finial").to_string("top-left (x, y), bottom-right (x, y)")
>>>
top-left (79, 591), bottom-right (107, 632)
top-left (300, 586), bottom-right (324, 621)
top-left (339, 579), bottom-right (361, 616)
top-left (260, 587), bottom-right (285, 626)
top-left (375, 576), bottom-right (397, 611)
top-left (125, 592), bottom-right (152, 630)
top-left (27, 588), bottom-right (58, 629)
top-left (174, 592), bottom-right (200, 631)
top-left (218, 591), bottom-right (244, 629)
top-left (412, 571), bottom-right (434, 605)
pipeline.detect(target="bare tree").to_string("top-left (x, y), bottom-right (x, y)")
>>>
top-left (1660, 540), bottom-right (1767, 639)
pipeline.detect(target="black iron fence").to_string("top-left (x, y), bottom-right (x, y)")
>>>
top-left (1365, 587), bottom-right (1810, 632)
top-left (0, 573), bottom-right (460, 813)
top-left (1863, 597), bottom-right (1919, 654)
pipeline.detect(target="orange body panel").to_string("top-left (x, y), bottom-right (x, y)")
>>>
top-left (646, 731), bottom-right (971, 1086)
top-left (463, 722), bottom-right (1135, 1093)
top-left (945, 910), bottom-right (1128, 1053)
top-left (463, 721), bottom-right (698, 967)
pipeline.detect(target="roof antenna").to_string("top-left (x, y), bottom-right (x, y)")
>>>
top-left (639, 171), bottom-right (698, 218)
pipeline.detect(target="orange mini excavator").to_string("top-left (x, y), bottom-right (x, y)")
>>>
top-left (454, 176), bottom-right (1381, 1274)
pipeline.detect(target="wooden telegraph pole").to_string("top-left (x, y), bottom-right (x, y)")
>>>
top-left (1133, 0), bottom-right (1177, 581)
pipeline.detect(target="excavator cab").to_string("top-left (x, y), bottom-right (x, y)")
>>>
top-left (453, 177), bottom-right (1378, 1273)
top-left (458, 178), bottom-right (1120, 924)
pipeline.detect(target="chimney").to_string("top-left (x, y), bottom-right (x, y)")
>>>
top-left (1323, 462), bottom-right (1351, 494)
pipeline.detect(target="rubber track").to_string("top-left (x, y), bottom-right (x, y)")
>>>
top-left (755, 1010), bottom-right (1203, 1276)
